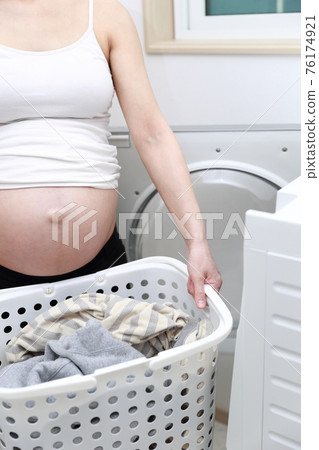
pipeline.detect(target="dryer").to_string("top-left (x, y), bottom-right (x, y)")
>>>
top-left (111, 124), bottom-right (300, 415)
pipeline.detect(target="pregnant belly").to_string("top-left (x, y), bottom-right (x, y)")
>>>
top-left (0, 187), bottom-right (118, 276)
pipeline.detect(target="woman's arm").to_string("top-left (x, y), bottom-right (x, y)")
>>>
top-left (107, 2), bottom-right (222, 307)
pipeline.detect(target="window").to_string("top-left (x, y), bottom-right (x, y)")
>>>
top-left (143, 0), bottom-right (301, 54)
top-left (205, 0), bottom-right (301, 15)
top-left (174, 0), bottom-right (301, 40)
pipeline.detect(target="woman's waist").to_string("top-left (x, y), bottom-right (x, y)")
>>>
top-left (0, 118), bottom-right (121, 190)
top-left (0, 117), bottom-right (112, 143)
top-left (0, 186), bottom-right (118, 276)
top-left (0, 146), bottom-right (120, 191)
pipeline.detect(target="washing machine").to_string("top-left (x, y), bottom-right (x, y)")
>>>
top-left (110, 124), bottom-right (300, 416)
top-left (227, 176), bottom-right (301, 449)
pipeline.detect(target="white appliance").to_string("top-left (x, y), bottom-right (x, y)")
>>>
top-left (227, 176), bottom-right (301, 449)
top-left (111, 125), bottom-right (300, 414)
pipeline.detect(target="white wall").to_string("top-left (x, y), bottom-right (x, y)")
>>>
top-left (111, 0), bottom-right (301, 128)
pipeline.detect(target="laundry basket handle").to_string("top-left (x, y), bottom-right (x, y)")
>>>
top-left (0, 374), bottom-right (97, 400)
top-left (148, 284), bottom-right (233, 371)
top-left (204, 284), bottom-right (233, 337)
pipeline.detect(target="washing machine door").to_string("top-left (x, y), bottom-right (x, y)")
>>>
top-left (128, 169), bottom-right (279, 324)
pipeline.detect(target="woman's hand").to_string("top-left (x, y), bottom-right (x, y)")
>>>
top-left (186, 240), bottom-right (222, 309)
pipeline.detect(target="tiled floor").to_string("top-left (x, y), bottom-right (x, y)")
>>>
top-left (213, 421), bottom-right (227, 450)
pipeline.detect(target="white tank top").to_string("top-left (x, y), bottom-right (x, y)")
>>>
top-left (0, 0), bottom-right (120, 190)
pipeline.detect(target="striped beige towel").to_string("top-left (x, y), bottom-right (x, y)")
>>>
top-left (5, 293), bottom-right (209, 363)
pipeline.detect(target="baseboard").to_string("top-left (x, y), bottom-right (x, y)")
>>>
top-left (215, 407), bottom-right (229, 425)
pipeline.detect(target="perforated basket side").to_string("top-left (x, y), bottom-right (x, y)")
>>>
top-left (0, 257), bottom-right (231, 449)
top-left (0, 347), bottom-right (218, 449)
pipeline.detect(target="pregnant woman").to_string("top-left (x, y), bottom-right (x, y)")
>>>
top-left (0, 0), bottom-right (222, 307)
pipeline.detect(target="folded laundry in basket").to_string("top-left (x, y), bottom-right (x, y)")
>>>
top-left (6, 293), bottom-right (211, 363)
top-left (0, 319), bottom-right (144, 388)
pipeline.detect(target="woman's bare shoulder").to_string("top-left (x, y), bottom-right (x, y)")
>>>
top-left (94, 0), bottom-right (137, 58)
top-left (95, 0), bottom-right (138, 48)
top-left (96, 0), bottom-right (135, 27)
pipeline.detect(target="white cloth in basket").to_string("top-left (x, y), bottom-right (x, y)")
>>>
top-left (5, 293), bottom-right (212, 363)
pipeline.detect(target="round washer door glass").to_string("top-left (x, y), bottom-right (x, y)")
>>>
top-left (128, 169), bottom-right (279, 324)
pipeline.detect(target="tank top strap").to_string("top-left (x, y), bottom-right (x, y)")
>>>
top-left (88, 0), bottom-right (94, 30)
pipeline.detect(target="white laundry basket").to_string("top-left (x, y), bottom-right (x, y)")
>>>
top-left (0, 257), bottom-right (232, 450)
